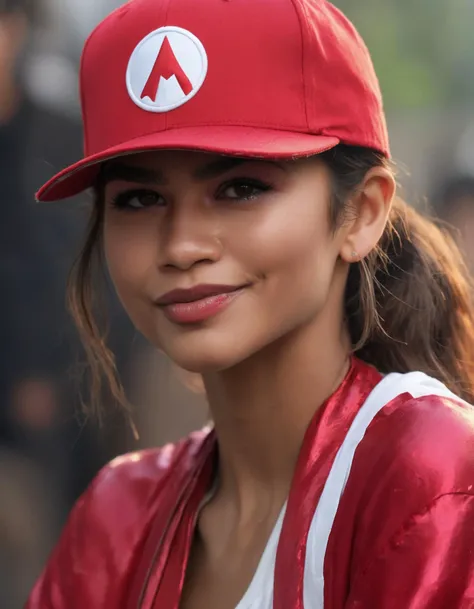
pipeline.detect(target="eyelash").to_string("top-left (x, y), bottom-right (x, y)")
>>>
top-left (110, 189), bottom-right (163, 210)
top-left (109, 178), bottom-right (273, 211)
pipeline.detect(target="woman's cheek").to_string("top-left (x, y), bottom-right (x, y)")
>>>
top-left (241, 202), bottom-right (330, 276)
top-left (105, 218), bottom-right (156, 285)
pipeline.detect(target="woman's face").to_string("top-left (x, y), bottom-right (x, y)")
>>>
top-left (103, 150), bottom-right (351, 372)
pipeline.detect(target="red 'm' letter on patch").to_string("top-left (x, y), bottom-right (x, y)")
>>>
top-left (141, 36), bottom-right (193, 101)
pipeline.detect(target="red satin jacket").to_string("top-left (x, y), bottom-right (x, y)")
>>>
top-left (26, 359), bottom-right (474, 608)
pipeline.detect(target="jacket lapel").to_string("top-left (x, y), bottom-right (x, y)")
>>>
top-left (274, 359), bottom-right (381, 609)
top-left (128, 430), bottom-right (216, 609)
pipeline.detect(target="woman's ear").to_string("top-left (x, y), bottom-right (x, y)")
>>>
top-left (339, 167), bottom-right (396, 262)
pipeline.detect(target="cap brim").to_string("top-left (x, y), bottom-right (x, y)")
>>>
top-left (36, 126), bottom-right (340, 202)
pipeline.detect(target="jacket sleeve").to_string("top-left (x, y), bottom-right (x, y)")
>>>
top-left (24, 456), bottom-right (150, 609)
top-left (25, 488), bottom-right (92, 608)
top-left (23, 436), bottom-right (203, 609)
top-left (346, 492), bottom-right (474, 608)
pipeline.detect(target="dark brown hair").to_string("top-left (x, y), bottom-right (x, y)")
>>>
top-left (68, 145), bottom-right (474, 418)
top-left (322, 145), bottom-right (474, 401)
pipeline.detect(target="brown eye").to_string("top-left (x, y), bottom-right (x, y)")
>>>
top-left (219, 179), bottom-right (270, 201)
top-left (111, 189), bottom-right (164, 210)
top-left (131, 192), bottom-right (160, 208)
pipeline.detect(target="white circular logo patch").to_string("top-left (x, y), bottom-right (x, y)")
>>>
top-left (126, 26), bottom-right (208, 113)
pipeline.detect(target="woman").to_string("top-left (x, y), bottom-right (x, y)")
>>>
top-left (27, 0), bottom-right (474, 607)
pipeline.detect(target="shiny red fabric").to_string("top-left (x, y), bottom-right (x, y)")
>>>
top-left (26, 359), bottom-right (474, 608)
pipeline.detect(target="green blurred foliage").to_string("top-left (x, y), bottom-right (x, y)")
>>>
top-left (333, 0), bottom-right (474, 110)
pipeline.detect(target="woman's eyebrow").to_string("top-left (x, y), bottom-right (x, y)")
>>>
top-left (101, 163), bottom-right (165, 186)
top-left (101, 157), bottom-right (287, 186)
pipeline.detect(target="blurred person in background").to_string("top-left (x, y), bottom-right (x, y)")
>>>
top-left (433, 174), bottom-right (474, 273)
top-left (430, 122), bottom-right (474, 274)
top-left (0, 0), bottom-right (103, 604)
top-left (25, 0), bottom-right (474, 607)
top-left (0, 0), bottom-right (79, 450)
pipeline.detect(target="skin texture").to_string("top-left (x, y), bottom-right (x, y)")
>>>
top-left (103, 149), bottom-right (395, 609)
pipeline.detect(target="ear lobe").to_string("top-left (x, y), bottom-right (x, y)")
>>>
top-left (339, 167), bottom-right (395, 262)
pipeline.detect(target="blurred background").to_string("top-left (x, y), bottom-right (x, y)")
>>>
top-left (1, 0), bottom-right (473, 606)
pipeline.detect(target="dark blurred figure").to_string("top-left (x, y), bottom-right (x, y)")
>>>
top-left (0, 1), bottom-right (103, 604)
top-left (0, 0), bottom-right (87, 489)
top-left (434, 174), bottom-right (474, 271)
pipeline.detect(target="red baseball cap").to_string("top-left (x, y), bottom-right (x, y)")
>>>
top-left (36, 0), bottom-right (389, 202)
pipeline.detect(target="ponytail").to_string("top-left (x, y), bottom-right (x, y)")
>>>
top-left (322, 145), bottom-right (474, 402)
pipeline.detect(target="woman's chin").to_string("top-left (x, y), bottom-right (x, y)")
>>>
top-left (170, 352), bottom-right (242, 375)
top-left (151, 323), bottom-right (269, 374)
top-left (163, 343), bottom-right (252, 375)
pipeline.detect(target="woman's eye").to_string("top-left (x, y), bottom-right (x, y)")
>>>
top-left (219, 180), bottom-right (270, 201)
top-left (111, 189), bottom-right (163, 210)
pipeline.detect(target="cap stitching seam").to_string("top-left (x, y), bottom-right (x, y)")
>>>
top-left (288, 0), bottom-right (310, 132)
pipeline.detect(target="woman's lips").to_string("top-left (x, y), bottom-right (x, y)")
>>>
top-left (156, 284), bottom-right (246, 324)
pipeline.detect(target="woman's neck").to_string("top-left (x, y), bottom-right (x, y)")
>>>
top-left (202, 304), bottom-right (351, 516)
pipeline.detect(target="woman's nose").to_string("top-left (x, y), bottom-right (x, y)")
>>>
top-left (158, 204), bottom-right (223, 271)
